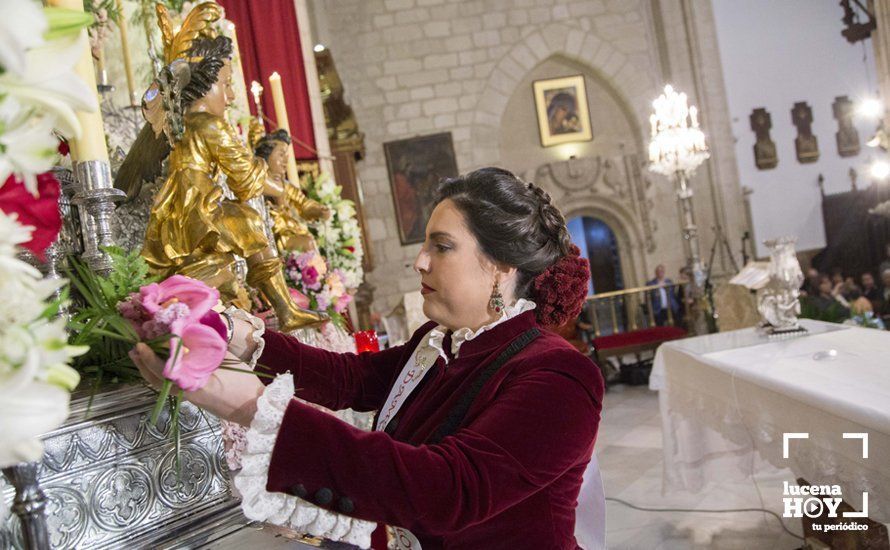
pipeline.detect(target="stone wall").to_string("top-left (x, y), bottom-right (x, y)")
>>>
top-left (308, 0), bottom-right (747, 315)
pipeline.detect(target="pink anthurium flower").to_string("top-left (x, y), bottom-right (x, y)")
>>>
top-left (162, 322), bottom-right (226, 392)
top-left (139, 275), bottom-right (219, 330)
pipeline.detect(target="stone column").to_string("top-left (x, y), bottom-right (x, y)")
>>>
top-left (872, 0), bottom-right (890, 130)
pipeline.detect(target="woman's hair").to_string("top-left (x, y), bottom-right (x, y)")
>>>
top-left (435, 167), bottom-right (574, 301)
top-left (254, 129), bottom-right (291, 160)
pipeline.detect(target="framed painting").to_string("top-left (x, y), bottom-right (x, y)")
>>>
top-left (384, 132), bottom-right (459, 245)
top-left (532, 74), bottom-right (593, 147)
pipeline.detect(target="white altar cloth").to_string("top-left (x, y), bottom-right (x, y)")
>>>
top-left (650, 319), bottom-right (890, 522)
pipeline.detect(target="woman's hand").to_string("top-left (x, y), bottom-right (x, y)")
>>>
top-left (130, 343), bottom-right (267, 427)
top-left (227, 314), bottom-right (262, 362)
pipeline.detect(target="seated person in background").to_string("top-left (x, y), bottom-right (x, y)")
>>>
top-left (841, 276), bottom-right (860, 302)
top-left (879, 270), bottom-right (890, 323)
top-left (861, 272), bottom-right (882, 308)
top-left (801, 267), bottom-right (820, 296)
top-left (829, 268), bottom-right (845, 296)
top-left (879, 243), bottom-right (890, 278)
top-left (646, 264), bottom-right (680, 326)
top-left (814, 275), bottom-right (850, 316)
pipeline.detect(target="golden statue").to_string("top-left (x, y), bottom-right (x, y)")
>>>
top-left (115, 2), bottom-right (326, 330)
top-left (251, 125), bottom-right (330, 253)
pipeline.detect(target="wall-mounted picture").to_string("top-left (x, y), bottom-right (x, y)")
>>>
top-left (384, 132), bottom-right (460, 245)
top-left (533, 74), bottom-right (593, 147)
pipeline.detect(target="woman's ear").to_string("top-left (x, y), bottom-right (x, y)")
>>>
top-left (495, 263), bottom-right (519, 300)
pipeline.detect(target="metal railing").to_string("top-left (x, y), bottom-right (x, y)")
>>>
top-left (585, 283), bottom-right (686, 337)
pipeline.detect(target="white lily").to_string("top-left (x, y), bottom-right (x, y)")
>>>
top-left (0, 0), bottom-right (47, 77)
top-left (0, 100), bottom-right (58, 193)
top-left (0, 31), bottom-right (96, 139)
top-left (0, 380), bottom-right (70, 467)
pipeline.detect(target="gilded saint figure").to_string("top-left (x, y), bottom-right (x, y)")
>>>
top-left (115, 2), bottom-right (326, 330)
top-left (251, 127), bottom-right (330, 254)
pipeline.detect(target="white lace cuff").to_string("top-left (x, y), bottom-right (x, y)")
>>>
top-left (233, 374), bottom-right (376, 548)
top-left (225, 306), bottom-right (266, 369)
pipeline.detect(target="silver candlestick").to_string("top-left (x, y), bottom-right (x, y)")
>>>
top-left (2, 463), bottom-right (49, 550)
top-left (70, 160), bottom-right (125, 274)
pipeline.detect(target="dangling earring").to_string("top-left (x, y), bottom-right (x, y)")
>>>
top-left (489, 280), bottom-right (505, 314)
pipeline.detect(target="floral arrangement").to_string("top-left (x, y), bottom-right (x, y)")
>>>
top-left (66, 251), bottom-right (248, 443)
top-left (0, 0), bottom-right (96, 193)
top-left (0, 206), bottom-right (85, 470)
top-left (304, 172), bottom-right (364, 291)
top-left (283, 249), bottom-right (353, 328)
top-left (0, 0), bottom-right (95, 499)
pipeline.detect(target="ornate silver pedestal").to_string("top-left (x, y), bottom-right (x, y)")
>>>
top-left (71, 160), bottom-right (125, 274)
top-left (0, 385), bottom-right (247, 549)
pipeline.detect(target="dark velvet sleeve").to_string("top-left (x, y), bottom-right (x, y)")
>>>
top-left (256, 323), bottom-right (434, 412)
top-left (264, 348), bottom-right (604, 534)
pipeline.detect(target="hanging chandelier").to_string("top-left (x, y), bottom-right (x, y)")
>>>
top-left (648, 85), bottom-right (710, 176)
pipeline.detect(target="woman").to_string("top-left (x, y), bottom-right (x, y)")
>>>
top-left (132, 167), bottom-right (605, 549)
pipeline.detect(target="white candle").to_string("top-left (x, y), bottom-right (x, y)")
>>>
top-left (268, 71), bottom-right (300, 185)
top-left (47, 0), bottom-right (109, 162)
top-left (115, 0), bottom-right (137, 105)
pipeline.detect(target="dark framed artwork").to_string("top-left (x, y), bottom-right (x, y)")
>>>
top-left (532, 74), bottom-right (593, 147)
top-left (384, 132), bottom-right (459, 245)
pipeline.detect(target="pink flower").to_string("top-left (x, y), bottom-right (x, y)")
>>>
top-left (162, 321), bottom-right (227, 392)
top-left (303, 266), bottom-right (320, 289)
top-left (140, 275), bottom-right (219, 332)
top-left (288, 288), bottom-right (310, 309)
top-left (334, 293), bottom-right (352, 314)
top-left (199, 311), bottom-right (227, 341)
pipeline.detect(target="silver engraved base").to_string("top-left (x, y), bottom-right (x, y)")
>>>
top-left (0, 385), bottom-right (248, 549)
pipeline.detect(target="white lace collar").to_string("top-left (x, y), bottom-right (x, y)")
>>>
top-left (423, 299), bottom-right (536, 365)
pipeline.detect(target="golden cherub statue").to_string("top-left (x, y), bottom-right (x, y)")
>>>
top-left (250, 123), bottom-right (330, 254)
top-left (115, 2), bottom-right (326, 330)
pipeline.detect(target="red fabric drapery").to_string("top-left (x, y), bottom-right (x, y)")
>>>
top-left (219, 0), bottom-right (317, 159)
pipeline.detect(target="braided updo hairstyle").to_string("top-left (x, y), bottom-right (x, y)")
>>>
top-left (435, 167), bottom-right (590, 326)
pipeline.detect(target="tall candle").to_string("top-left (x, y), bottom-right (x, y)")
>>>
top-left (268, 71), bottom-right (300, 185)
top-left (228, 24), bottom-right (251, 119)
top-left (115, 0), bottom-right (137, 105)
top-left (46, 0), bottom-right (109, 162)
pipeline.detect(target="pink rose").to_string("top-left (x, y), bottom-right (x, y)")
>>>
top-left (303, 266), bottom-right (319, 289)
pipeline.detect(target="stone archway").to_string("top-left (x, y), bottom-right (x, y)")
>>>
top-left (560, 193), bottom-right (648, 288)
top-left (468, 22), bottom-right (659, 169)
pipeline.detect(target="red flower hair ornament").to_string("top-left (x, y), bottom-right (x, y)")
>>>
top-left (532, 244), bottom-right (590, 327)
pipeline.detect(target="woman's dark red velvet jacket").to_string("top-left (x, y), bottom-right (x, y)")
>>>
top-left (257, 310), bottom-right (604, 549)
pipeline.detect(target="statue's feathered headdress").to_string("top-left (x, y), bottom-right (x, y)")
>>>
top-left (115, 2), bottom-right (232, 199)
top-left (157, 2), bottom-right (222, 64)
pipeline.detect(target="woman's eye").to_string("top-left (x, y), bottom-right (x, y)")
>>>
top-left (435, 244), bottom-right (450, 253)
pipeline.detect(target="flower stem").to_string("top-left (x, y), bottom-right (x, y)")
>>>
top-left (172, 390), bottom-right (183, 484)
top-left (150, 379), bottom-right (172, 425)
top-left (217, 364), bottom-right (276, 380)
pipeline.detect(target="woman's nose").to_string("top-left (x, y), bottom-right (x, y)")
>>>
top-left (413, 249), bottom-right (430, 274)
